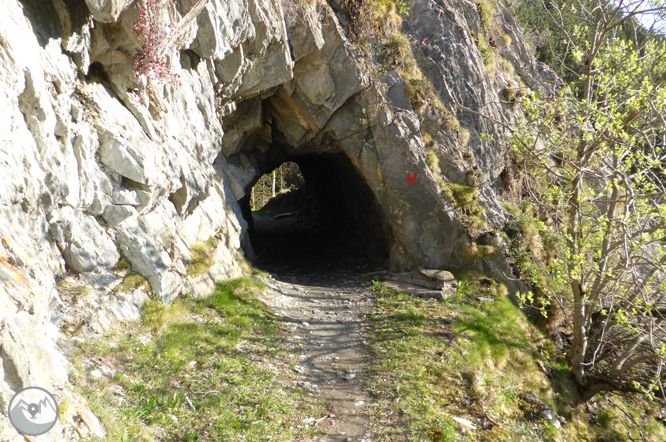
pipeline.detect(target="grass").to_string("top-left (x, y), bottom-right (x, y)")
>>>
top-left (443, 182), bottom-right (482, 217)
top-left (187, 237), bottom-right (219, 276)
top-left (71, 277), bottom-right (325, 441)
top-left (383, 33), bottom-right (418, 77)
top-left (114, 272), bottom-right (151, 294)
top-left (381, 32), bottom-right (461, 134)
top-left (366, 272), bottom-right (575, 441)
top-left (426, 151), bottom-right (441, 175)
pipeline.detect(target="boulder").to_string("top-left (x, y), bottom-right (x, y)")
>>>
top-left (385, 269), bottom-right (458, 300)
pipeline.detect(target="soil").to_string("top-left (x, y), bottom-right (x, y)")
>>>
top-left (252, 214), bottom-right (384, 442)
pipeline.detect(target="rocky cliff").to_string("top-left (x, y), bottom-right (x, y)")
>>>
top-left (0, 0), bottom-right (556, 438)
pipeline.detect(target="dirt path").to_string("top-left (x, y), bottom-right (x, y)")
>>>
top-left (259, 274), bottom-right (376, 442)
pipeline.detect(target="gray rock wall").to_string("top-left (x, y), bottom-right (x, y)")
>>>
top-left (0, 0), bottom-right (556, 438)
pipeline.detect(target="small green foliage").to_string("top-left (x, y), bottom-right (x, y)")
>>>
top-left (239, 256), bottom-right (270, 277)
top-left (115, 259), bottom-right (131, 270)
top-left (72, 278), bottom-right (324, 441)
top-left (476, 34), bottom-right (494, 65)
top-left (449, 183), bottom-right (481, 214)
top-left (114, 272), bottom-right (150, 294)
top-left (187, 237), bottom-right (219, 276)
top-left (478, 244), bottom-right (496, 258)
top-left (383, 33), bottom-right (417, 77)
top-left (58, 400), bottom-right (72, 420)
top-left (426, 151), bottom-right (441, 175)
top-left (367, 271), bottom-right (559, 441)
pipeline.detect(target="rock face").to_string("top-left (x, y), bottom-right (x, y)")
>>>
top-left (0, 0), bottom-right (556, 438)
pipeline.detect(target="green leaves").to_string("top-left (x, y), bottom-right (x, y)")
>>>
top-left (510, 25), bottom-right (666, 401)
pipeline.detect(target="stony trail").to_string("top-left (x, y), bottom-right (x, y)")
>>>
top-left (259, 274), bottom-right (376, 442)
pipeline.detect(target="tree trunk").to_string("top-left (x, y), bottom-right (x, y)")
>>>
top-left (578, 382), bottom-right (614, 404)
top-left (570, 280), bottom-right (588, 385)
top-left (251, 187), bottom-right (255, 210)
top-left (272, 170), bottom-right (276, 198)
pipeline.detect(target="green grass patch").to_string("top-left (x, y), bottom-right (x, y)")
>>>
top-left (114, 272), bottom-right (151, 294)
top-left (188, 237), bottom-right (219, 276)
top-left (71, 277), bottom-right (325, 441)
top-left (384, 33), bottom-right (418, 78)
top-left (426, 151), bottom-right (441, 175)
top-left (366, 271), bottom-right (570, 441)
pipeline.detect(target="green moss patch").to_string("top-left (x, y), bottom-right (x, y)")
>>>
top-left (114, 272), bottom-right (150, 294)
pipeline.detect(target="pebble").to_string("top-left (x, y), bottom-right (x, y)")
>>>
top-left (452, 417), bottom-right (477, 430)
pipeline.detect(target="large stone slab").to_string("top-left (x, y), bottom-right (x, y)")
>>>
top-left (385, 268), bottom-right (458, 300)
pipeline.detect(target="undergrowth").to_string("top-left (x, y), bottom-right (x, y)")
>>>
top-left (367, 271), bottom-right (572, 441)
top-left (71, 278), bottom-right (325, 441)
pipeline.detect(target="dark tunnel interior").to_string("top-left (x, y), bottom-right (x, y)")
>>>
top-left (237, 152), bottom-right (393, 278)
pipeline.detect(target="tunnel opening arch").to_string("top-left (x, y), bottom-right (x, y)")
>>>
top-left (224, 136), bottom-right (396, 274)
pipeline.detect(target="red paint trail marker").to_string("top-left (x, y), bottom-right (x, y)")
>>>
top-left (406, 172), bottom-right (417, 185)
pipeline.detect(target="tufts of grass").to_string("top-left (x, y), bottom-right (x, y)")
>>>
top-left (422, 132), bottom-right (437, 151)
top-left (57, 279), bottom-right (91, 299)
top-left (449, 183), bottom-right (481, 214)
top-left (72, 277), bottom-right (325, 442)
top-left (426, 151), bottom-right (441, 175)
top-left (187, 237), bottom-right (219, 276)
top-left (238, 256), bottom-right (270, 278)
top-left (366, 271), bottom-right (566, 441)
top-left (114, 272), bottom-right (151, 294)
top-left (501, 58), bottom-right (515, 75)
top-left (502, 87), bottom-right (518, 102)
top-left (383, 33), bottom-right (418, 78)
top-left (382, 32), bottom-right (463, 134)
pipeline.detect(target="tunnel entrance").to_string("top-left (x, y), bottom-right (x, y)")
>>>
top-left (237, 152), bottom-right (392, 278)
